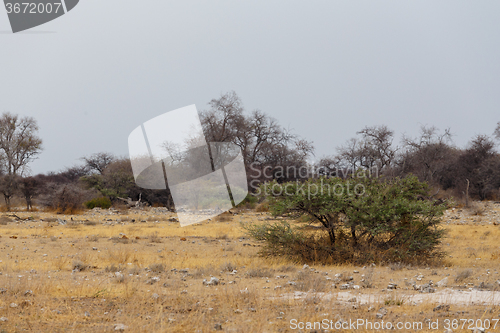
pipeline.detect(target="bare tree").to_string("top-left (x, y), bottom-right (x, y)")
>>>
top-left (200, 91), bottom-right (244, 143)
top-left (357, 125), bottom-right (396, 171)
top-left (200, 92), bottom-right (314, 185)
top-left (82, 152), bottom-right (115, 175)
top-left (0, 113), bottom-right (42, 210)
top-left (494, 121), bottom-right (500, 141)
top-left (399, 126), bottom-right (455, 183)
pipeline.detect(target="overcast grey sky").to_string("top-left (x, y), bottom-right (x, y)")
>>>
top-left (1, 1), bottom-right (499, 174)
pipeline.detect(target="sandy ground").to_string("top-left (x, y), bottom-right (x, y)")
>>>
top-left (0, 202), bottom-right (499, 332)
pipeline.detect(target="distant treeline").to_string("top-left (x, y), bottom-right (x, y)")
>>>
top-left (1, 92), bottom-right (499, 211)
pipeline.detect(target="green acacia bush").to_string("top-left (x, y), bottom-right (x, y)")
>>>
top-left (244, 175), bottom-right (446, 265)
top-left (85, 197), bottom-right (112, 209)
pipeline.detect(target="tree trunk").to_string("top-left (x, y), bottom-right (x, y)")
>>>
top-left (327, 227), bottom-right (336, 246)
top-left (4, 195), bottom-right (11, 211)
top-left (465, 179), bottom-right (470, 208)
top-left (351, 225), bottom-right (358, 247)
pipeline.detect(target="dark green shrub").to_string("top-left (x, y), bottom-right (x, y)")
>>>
top-left (85, 197), bottom-right (112, 209)
top-left (245, 175), bottom-right (446, 265)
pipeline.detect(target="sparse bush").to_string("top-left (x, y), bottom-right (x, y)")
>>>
top-left (149, 263), bottom-right (165, 273)
top-left (245, 267), bottom-right (275, 278)
top-left (294, 270), bottom-right (328, 292)
top-left (85, 197), bottom-right (112, 209)
top-left (468, 202), bottom-right (485, 216)
top-left (220, 262), bottom-right (236, 272)
top-left (455, 269), bottom-right (473, 283)
top-left (110, 237), bottom-right (129, 244)
top-left (361, 267), bottom-right (375, 288)
top-left (149, 232), bottom-right (162, 243)
top-left (39, 183), bottom-right (98, 214)
top-left (88, 235), bottom-right (99, 242)
top-left (192, 265), bottom-right (216, 278)
top-left (277, 265), bottom-right (297, 273)
top-left (248, 175), bottom-right (447, 265)
top-left (105, 264), bottom-right (124, 273)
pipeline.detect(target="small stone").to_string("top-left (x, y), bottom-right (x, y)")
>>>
top-left (214, 323), bottom-right (223, 330)
top-left (234, 309), bottom-right (243, 314)
top-left (0, 317), bottom-right (7, 322)
top-left (152, 293), bottom-right (159, 299)
top-left (348, 297), bottom-right (357, 302)
top-left (437, 277), bottom-right (448, 287)
top-left (114, 323), bottom-right (128, 331)
top-left (9, 303), bottom-right (18, 308)
top-left (203, 277), bottom-right (219, 286)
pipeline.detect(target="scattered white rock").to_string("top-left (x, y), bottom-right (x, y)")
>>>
top-left (203, 277), bottom-right (219, 286)
top-left (114, 323), bottom-right (128, 331)
top-left (437, 277), bottom-right (448, 287)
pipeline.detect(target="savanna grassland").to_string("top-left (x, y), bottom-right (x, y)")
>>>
top-left (1, 202), bottom-right (500, 333)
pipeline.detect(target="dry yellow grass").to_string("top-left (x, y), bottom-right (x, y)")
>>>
top-left (0, 203), bottom-right (499, 332)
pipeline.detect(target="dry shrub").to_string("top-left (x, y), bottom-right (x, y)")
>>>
top-left (105, 264), bottom-right (125, 272)
top-left (107, 248), bottom-right (133, 264)
top-left (277, 265), bottom-right (297, 273)
top-left (191, 265), bottom-right (216, 278)
top-left (149, 263), bottom-right (165, 273)
top-left (149, 232), bottom-right (162, 243)
top-left (220, 262), bottom-right (236, 272)
top-left (110, 237), bottom-right (129, 244)
top-left (361, 266), bottom-right (375, 288)
top-left (84, 220), bottom-right (98, 226)
top-left (468, 202), bottom-right (485, 216)
top-left (455, 269), bottom-right (473, 283)
top-left (53, 256), bottom-right (69, 271)
top-left (39, 183), bottom-right (98, 214)
top-left (245, 267), bottom-right (275, 278)
top-left (87, 235), bottom-right (99, 242)
top-left (294, 270), bottom-right (328, 292)
top-left (388, 262), bottom-right (409, 271)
